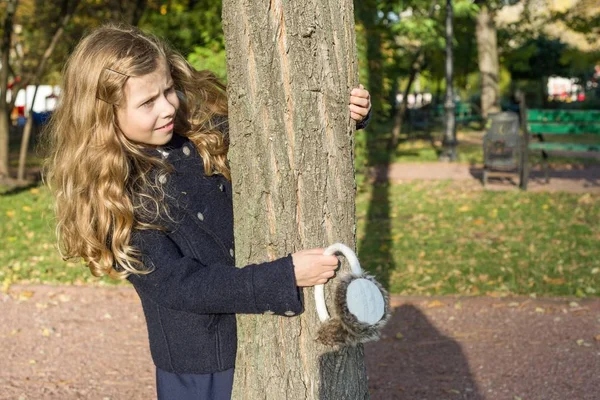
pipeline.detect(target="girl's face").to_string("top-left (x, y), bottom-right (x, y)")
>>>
top-left (116, 60), bottom-right (179, 147)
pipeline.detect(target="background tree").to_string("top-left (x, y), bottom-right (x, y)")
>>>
top-left (0, 0), bottom-right (17, 178)
top-left (441, 0), bottom-right (457, 161)
top-left (222, 0), bottom-right (369, 398)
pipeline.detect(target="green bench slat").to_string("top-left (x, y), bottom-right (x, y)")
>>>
top-left (527, 109), bottom-right (600, 123)
top-left (528, 142), bottom-right (600, 152)
top-left (528, 123), bottom-right (600, 134)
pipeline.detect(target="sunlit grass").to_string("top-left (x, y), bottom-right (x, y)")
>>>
top-left (356, 180), bottom-right (600, 297)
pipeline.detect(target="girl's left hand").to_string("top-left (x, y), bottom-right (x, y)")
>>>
top-left (349, 84), bottom-right (371, 122)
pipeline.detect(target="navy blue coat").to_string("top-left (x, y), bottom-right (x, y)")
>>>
top-left (127, 133), bottom-right (303, 375)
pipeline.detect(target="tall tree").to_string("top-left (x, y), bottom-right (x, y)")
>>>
top-left (222, 0), bottom-right (368, 398)
top-left (17, 0), bottom-right (80, 181)
top-left (442, 0), bottom-right (457, 161)
top-left (475, 3), bottom-right (499, 118)
top-left (0, 0), bottom-right (17, 178)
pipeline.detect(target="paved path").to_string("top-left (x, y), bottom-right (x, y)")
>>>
top-left (379, 163), bottom-right (600, 193)
top-left (2, 285), bottom-right (599, 400)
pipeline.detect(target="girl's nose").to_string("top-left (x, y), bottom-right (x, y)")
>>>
top-left (160, 93), bottom-right (177, 117)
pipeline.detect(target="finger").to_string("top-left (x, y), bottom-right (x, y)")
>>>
top-left (349, 104), bottom-right (368, 117)
top-left (359, 83), bottom-right (364, 89)
top-left (319, 255), bottom-right (339, 266)
top-left (350, 89), bottom-right (369, 99)
top-left (350, 111), bottom-right (363, 121)
top-left (349, 95), bottom-right (369, 108)
top-left (321, 269), bottom-right (336, 278)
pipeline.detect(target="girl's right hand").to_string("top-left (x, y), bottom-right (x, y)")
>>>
top-left (291, 249), bottom-right (339, 287)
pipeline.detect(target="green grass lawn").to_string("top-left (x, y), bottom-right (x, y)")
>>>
top-left (2, 181), bottom-right (599, 297)
top-left (0, 185), bottom-right (118, 289)
top-left (357, 180), bottom-right (600, 297)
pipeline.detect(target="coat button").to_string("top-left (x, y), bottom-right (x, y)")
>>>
top-left (264, 310), bottom-right (274, 315)
top-left (219, 183), bottom-right (225, 192)
top-left (284, 311), bottom-right (295, 316)
top-left (182, 146), bottom-right (190, 156)
top-left (229, 248), bottom-right (234, 257)
top-left (158, 174), bottom-right (167, 184)
top-left (197, 212), bottom-right (204, 221)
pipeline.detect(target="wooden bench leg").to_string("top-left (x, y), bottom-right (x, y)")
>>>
top-left (519, 146), bottom-right (529, 190)
top-left (542, 150), bottom-right (550, 184)
top-left (482, 168), bottom-right (488, 187)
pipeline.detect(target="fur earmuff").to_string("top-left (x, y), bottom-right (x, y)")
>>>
top-left (315, 244), bottom-right (391, 347)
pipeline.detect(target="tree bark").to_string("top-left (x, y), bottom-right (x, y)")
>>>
top-left (476, 5), bottom-right (500, 119)
top-left (0, 0), bottom-right (18, 178)
top-left (222, 1), bottom-right (368, 399)
top-left (442, 0), bottom-right (457, 161)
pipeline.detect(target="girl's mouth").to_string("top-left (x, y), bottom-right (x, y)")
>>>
top-left (155, 121), bottom-right (174, 131)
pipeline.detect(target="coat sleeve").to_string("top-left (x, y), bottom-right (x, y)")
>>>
top-left (127, 228), bottom-right (303, 317)
top-left (356, 109), bottom-right (371, 131)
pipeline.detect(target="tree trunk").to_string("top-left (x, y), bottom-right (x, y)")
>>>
top-left (17, 85), bottom-right (37, 182)
top-left (389, 51), bottom-right (425, 150)
top-left (0, 0), bottom-right (17, 178)
top-left (442, 0), bottom-right (457, 161)
top-left (476, 5), bottom-right (500, 119)
top-left (222, 1), bottom-right (368, 399)
top-left (17, 0), bottom-right (76, 182)
top-left (355, 0), bottom-right (384, 120)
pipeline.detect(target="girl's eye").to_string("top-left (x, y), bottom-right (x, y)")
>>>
top-left (166, 86), bottom-right (175, 94)
top-left (142, 99), bottom-right (154, 107)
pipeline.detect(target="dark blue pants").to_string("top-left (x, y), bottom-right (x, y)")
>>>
top-left (156, 367), bottom-right (234, 400)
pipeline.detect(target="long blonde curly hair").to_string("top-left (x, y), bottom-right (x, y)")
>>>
top-left (44, 24), bottom-right (229, 279)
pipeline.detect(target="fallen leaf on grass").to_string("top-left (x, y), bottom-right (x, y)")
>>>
top-left (578, 193), bottom-right (593, 205)
top-left (535, 307), bottom-right (545, 314)
top-left (543, 276), bottom-right (565, 285)
top-left (594, 335), bottom-right (600, 342)
top-left (395, 333), bottom-right (404, 340)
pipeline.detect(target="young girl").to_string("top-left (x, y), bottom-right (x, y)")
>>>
top-left (45, 24), bottom-right (371, 400)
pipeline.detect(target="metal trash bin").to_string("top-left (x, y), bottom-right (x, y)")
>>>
top-left (482, 112), bottom-right (521, 186)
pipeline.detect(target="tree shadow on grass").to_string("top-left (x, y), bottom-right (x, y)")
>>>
top-left (358, 121), bottom-right (395, 290)
top-left (364, 304), bottom-right (482, 399)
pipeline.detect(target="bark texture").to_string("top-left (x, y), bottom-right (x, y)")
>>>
top-left (222, 1), bottom-right (368, 399)
top-left (476, 5), bottom-right (500, 119)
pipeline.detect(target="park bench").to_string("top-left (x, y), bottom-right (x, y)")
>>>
top-left (519, 108), bottom-right (600, 189)
top-left (433, 102), bottom-right (481, 124)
